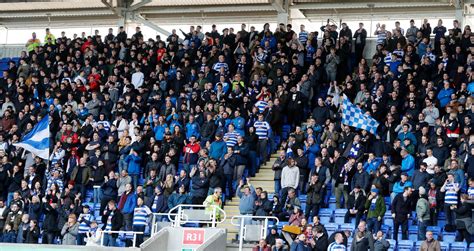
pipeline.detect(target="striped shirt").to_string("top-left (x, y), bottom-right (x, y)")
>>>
top-left (212, 62), bottom-right (229, 73)
top-left (96, 120), bottom-right (111, 131)
top-left (254, 120), bottom-right (270, 140)
top-left (105, 211), bottom-right (114, 231)
top-left (299, 31), bottom-right (308, 45)
top-left (328, 242), bottom-right (347, 251)
top-left (469, 187), bottom-right (474, 199)
top-left (255, 100), bottom-right (268, 113)
top-left (78, 213), bottom-right (94, 233)
top-left (133, 205), bottom-right (152, 226)
top-left (444, 182), bottom-right (459, 205)
top-left (375, 30), bottom-right (387, 45)
top-left (224, 131), bottom-right (240, 147)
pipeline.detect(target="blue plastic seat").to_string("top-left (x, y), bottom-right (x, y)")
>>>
top-left (387, 239), bottom-right (397, 251)
top-left (450, 242), bottom-right (467, 251)
top-left (325, 223), bottom-right (339, 232)
top-left (334, 209), bottom-right (347, 224)
top-left (339, 223), bottom-right (354, 232)
top-left (397, 240), bottom-right (414, 251)
top-left (442, 232), bottom-right (456, 243)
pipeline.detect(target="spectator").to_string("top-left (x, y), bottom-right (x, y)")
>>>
top-left (253, 238), bottom-right (271, 251)
top-left (16, 214), bottom-right (29, 243)
top-left (365, 188), bottom-right (386, 234)
top-left (416, 187), bottom-right (430, 241)
top-left (61, 213), bottom-right (79, 245)
top-left (272, 150), bottom-right (286, 194)
top-left (351, 221), bottom-right (374, 251)
top-left (441, 173), bottom-right (460, 231)
top-left (419, 231), bottom-right (440, 251)
top-left (77, 205), bottom-right (94, 245)
top-left (345, 186), bottom-right (366, 226)
top-left (452, 194), bottom-right (472, 244)
top-left (289, 234), bottom-right (310, 251)
top-left (327, 232), bottom-right (346, 251)
top-left (101, 200), bottom-right (123, 247)
top-left (132, 197), bottom-right (152, 247)
top-left (392, 187), bottom-right (413, 240)
top-left (237, 178), bottom-right (255, 225)
top-left (305, 173), bottom-right (323, 219)
top-left (25, 219), bottom-right (39, 244)
top-left (117, 183), bottom-right (136, 245)
top-left (272, 238), bottom-right (288, 251)
top-left (373, 231), bottom-right (390, 251)
top-left (281, 158), bottom-right (300, 205)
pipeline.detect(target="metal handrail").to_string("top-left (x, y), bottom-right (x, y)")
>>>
top-left (230, 215), bottom-right (279, 251)
top-left (100, 230), bottom-right (144, 247)
top-left (167, 204), bottom-right (227, 227)
top-left (150, 212), bottom-right (186, 236)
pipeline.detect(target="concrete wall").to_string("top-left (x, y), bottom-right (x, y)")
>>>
top-left (141, 226), bottom-right (227, 251)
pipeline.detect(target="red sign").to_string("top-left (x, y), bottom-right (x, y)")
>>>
top-left (183, 229), bottom-right (205, 245)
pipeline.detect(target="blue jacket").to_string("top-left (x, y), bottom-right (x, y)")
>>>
top-left (398, 132), bottom-right (417, 146)
top-left (125, 154), bottom-right (142, 175)
top-left (186, 122), bottom-right (200, 139)
top-left (437, 87), bottom-right (454, 107)
top-left (392, 180), bottom-right (413, 194)
top-left (209, 140), bottom-right (227, 160)
top-left (168, 193), bottom-right (191, 210)
top-left (305, 143), bottom-right (320, 169)
top-left (1, 230), bottom-right (16, 243)
top-left (260, 36), bottom-right (277, 51)
top-left (154, 124), bottom-right (167, 141)
top-left (401, 154), bottom-right (415, 177)
top-left (232, 117), bottom-right (246, 136)
top-left (363, 158), bottom-right (382, 174)
top-left (120, 192), bottom-right (137, 214)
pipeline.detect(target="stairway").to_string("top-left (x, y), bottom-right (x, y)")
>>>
top-left (218, 153), bottom-right (278, 243)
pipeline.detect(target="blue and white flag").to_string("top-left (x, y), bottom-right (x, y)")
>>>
top-left (341, 95), bottom-right (379, 135)
top-left (13, 114), bottom-right (50, 159)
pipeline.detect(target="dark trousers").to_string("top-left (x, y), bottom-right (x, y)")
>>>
top-left (77, 232), bottom-right (86, 245)
top-left (280, 187), bottom-right (290, 209)
top-left (224, 174), bottom-right (234, 198)
top-left (367, 217), bottom-right (381, 234)
top-left (344, 210), bottom-right (363, 226)
top-left (444, 204), bottom-right (457, 227)
top-left (393, 219), bottom-right (408, 240)
top-left (257, 139), bottom-right (268, 163)
top-left (355, 43), bottom-right (365, 64)
top-left (305, 202), bottom-right (320, 220)
top-left (42, 231), bottom-right (57, 244)
top-left (133, 225), bottom-right (146, 247)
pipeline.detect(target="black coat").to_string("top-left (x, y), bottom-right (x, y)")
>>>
top-left (347, 192), bottom-right (366, 211)
top-left (313, 233), bottom-right (329, 251)
top-left (42, 203), bottom-right (59, 232)
top-left (101, 208), bottom-right (124, 238)
top-left (391, 193), bottom-right (412, 222)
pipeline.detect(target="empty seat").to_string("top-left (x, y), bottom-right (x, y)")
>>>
top-left (442, 232), bottom-right (456, 243)
top-left (339, 223), bottom-right (354, 232)
top-left (427, 226), bottom-right (441, 236)
top-left (397, 240), bottom-right (414, 251)
top-left (325, 223), bottom-right (339, 232)
top-left (450, 242), bottom-right (467, 251)
top-left (334, 209), bottom-right (347, 224)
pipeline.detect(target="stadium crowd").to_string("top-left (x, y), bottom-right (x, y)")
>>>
top-left (0, 18), bottom-right (472, 250)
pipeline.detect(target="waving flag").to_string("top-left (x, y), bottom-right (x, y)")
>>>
top-left (341, 95), bottom-right (379, 135)
top-left (13, 114), bottom-right (50, 159)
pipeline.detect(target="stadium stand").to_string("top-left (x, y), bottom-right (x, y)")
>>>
top-left (0, 4), bottom-right (473, 251)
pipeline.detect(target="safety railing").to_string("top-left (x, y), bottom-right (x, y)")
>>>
top-left (230, 215), bottom-right (279, 251)
top-left (100, 230), bottom-right (144, 247)
top-left (168, 204), bottom-right (227, 228)
top-left (150, 212), bottom-right (183, 236)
